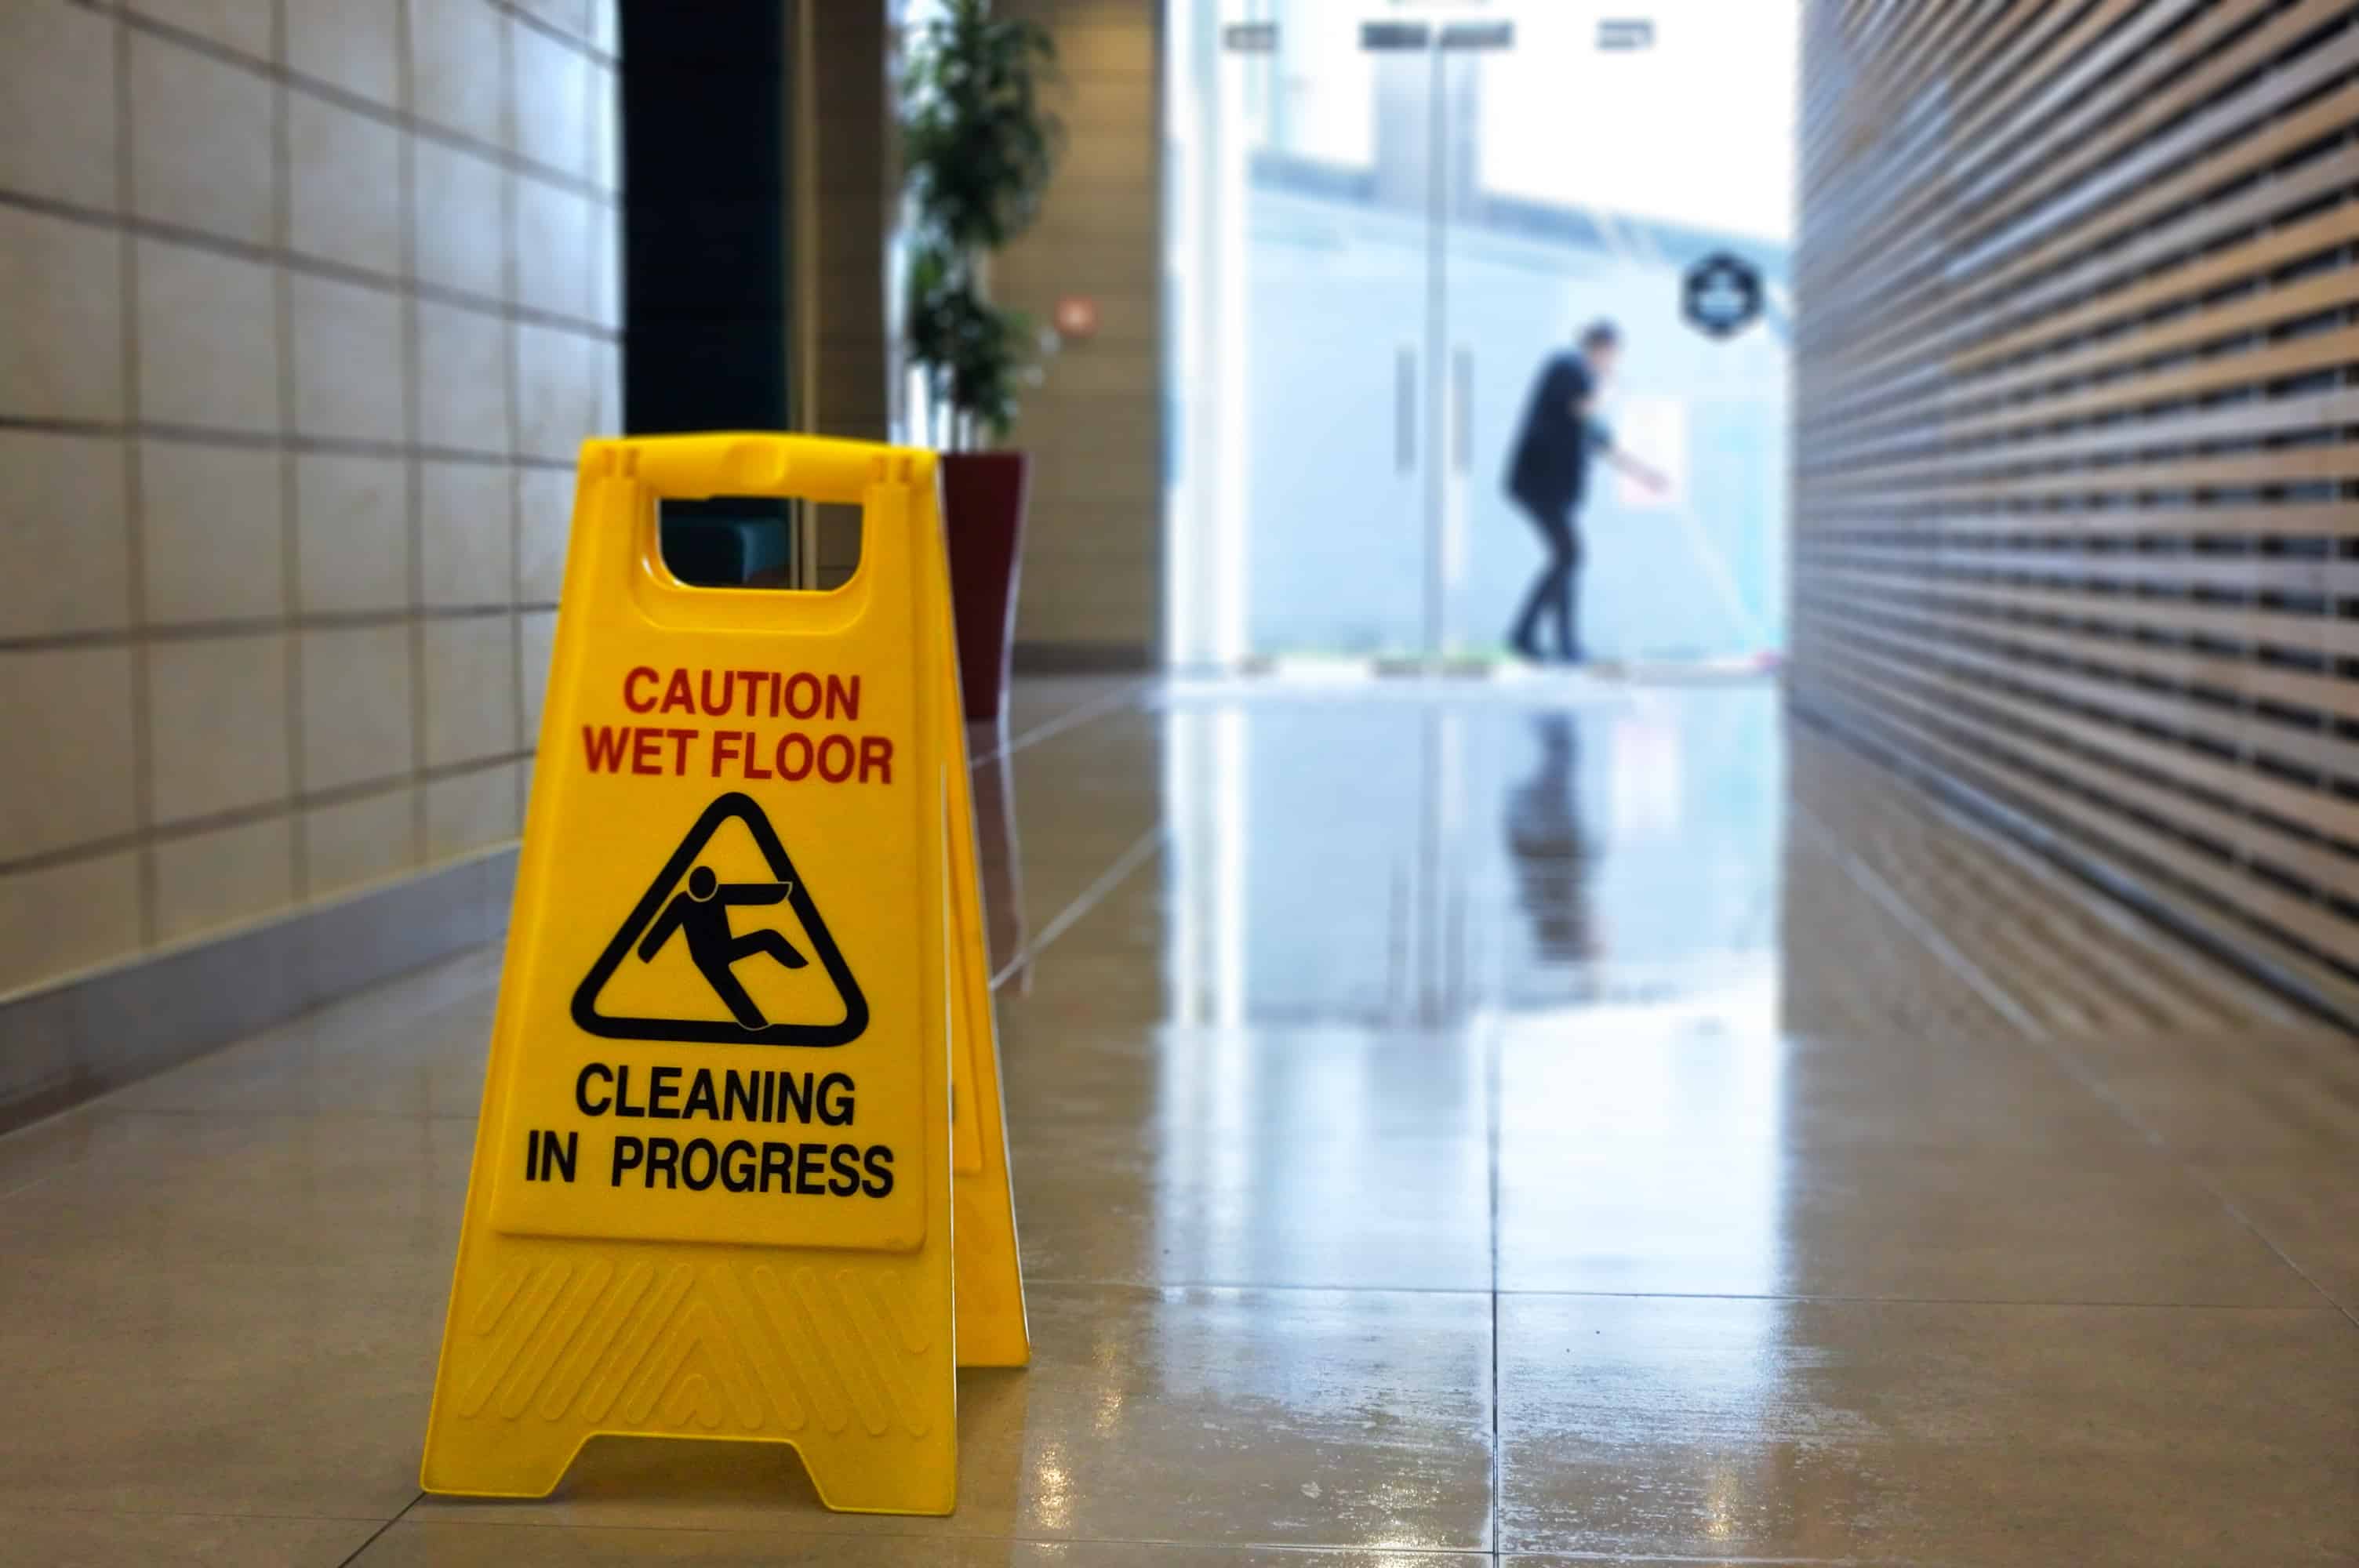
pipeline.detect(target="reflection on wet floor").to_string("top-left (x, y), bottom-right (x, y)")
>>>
top-left (1503, 714), bottom-right (1597, 969)
top-left (2, 674), bottom-right (2352, 1565)
top-left (1156, 679), bottom-right (1781, 1029)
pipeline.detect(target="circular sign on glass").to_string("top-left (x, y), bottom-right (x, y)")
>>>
top-left (1682, 251), bottom-right (1765, 340)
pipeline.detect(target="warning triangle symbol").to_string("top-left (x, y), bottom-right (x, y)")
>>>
top-left (571, 792), bottom-right (870, 1047)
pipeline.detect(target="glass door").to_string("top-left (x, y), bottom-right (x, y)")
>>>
top-left (1165, 2), bottom-right (1795, 669)
top-left (1445, 4), bottom-right (1794, 666)
top-left (1187, 2), bottom-right (1434, 663)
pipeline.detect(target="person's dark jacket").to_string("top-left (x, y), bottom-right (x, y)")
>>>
top-left (1507, 351), bottom-right (1613, 514)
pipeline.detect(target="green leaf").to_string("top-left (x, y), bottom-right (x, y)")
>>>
top-left (900, 0), bottom-right (1064, 440)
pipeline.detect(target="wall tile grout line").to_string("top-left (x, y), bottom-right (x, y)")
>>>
top-left (512, 0), bottom-right (580, 835)
top-left (110, 0), bottom-right (160, 946)
top-left (0, 181), bottom-right (621, 342)
top-left (398, 0), bottom-right (431, 880)
top-left (0, 603), bottom-right (560, 655)
top-left (96, 2), bottom-right (620, 206)
top-left (73, 3), bottom-right (116, 943)
top-left (0, 412), bottom-right (586, 468)
top-left (0, 750), bottom-right (542, 884)
top-left (272, 0), bottom-right (307, 902)
top-left (502, 0), bottom-right (532, 838)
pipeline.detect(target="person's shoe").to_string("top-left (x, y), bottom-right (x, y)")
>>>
top-left (1509, 632), bottom-right (1545, 662)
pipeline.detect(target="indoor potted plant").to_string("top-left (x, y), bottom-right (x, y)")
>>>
top-left (902, 0), bottom-right (1061, 724)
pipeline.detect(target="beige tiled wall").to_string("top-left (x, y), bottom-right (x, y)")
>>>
top-left (995, 0), bottom-right (1159, 662)
top-left (0, 0), bottom-right (620, 996)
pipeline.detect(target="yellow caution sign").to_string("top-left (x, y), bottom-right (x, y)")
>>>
top-left (420, 434), bottom-right (1027, 1515)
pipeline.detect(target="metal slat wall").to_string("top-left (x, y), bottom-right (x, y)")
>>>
top-left (1792, 0), bottom-right (2359, 1014)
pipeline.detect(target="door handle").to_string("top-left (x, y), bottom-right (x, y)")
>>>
top-left (1396, 346), bottom-right (1416, 473)
top-left (1452, 347), bottom-right (1472, 473)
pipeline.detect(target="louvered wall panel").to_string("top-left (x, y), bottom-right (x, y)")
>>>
top-left (1792, 0), bottom-right (2359, 1010)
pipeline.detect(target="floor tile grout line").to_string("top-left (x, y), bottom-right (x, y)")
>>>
top-left (0, 1497), bottom-right (1567, 1559)
top-left (972, 686), bottom-right (1143, 776)
top-left (1790, 798), bottom-right (2359, 1330)
top-left (331, 1492), bottom-right (422, 1567)
top-left (1017, 1277), bottom-right (2354, 1310)
top-left (972, 675), bottom-right (1154, 767)
top-left (1510, 1546), bottom-right (1915, 1555)
top-left (0, 1504), bottom-right (408, 1526)
top-left (993, 826), bottom-right (1166, 990)
top-left (391, 1519), bottom-right (1496, 1556)
top-left (1788, 800), bottom-right (2045, 1038)
top-left (1485, 1010), bottom-right (1504, 1563)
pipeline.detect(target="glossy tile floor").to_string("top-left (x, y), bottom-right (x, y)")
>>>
top-left (4, 675), bottom-right (2354, 1566)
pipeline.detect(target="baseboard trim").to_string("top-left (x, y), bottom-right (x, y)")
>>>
top-left (0, 846), bottom-right (518, 1135)
top-left (1012, 641), bottom-right (1155, 674)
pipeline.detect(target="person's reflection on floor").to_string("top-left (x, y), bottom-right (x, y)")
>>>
top-left (1506, 713), bottom-right (1598, 964)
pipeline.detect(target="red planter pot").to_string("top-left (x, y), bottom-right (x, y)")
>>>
top-left (939, 450), bottom-right (1030, 724)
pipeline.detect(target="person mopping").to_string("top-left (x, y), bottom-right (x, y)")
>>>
top-left (1503, 321), bottom-right (1670, 664)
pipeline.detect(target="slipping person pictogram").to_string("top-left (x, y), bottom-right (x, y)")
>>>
top-left (636, 865), bottom-right (809, 1029)
top-left (572, 793), bottom-right (870, 1047)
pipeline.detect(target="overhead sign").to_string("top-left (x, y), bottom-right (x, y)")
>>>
top-left (1438, 20), bottom-right (1513, 50)
top-left (1361, 20), bottom-right (1431, 50)
top-left (1682, 250), bottom-right (1765, 340)
top-left (420, 434), bottom-right (1026, 1516)
top-left (1598, 17), bottom-right (1655, 51)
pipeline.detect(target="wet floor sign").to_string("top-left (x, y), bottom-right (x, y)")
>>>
top-left (420, 434), bottom-right (1026, 1515)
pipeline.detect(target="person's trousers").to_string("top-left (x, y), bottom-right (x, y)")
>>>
top-left (1510, 499), bottom-right (1583, 659)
